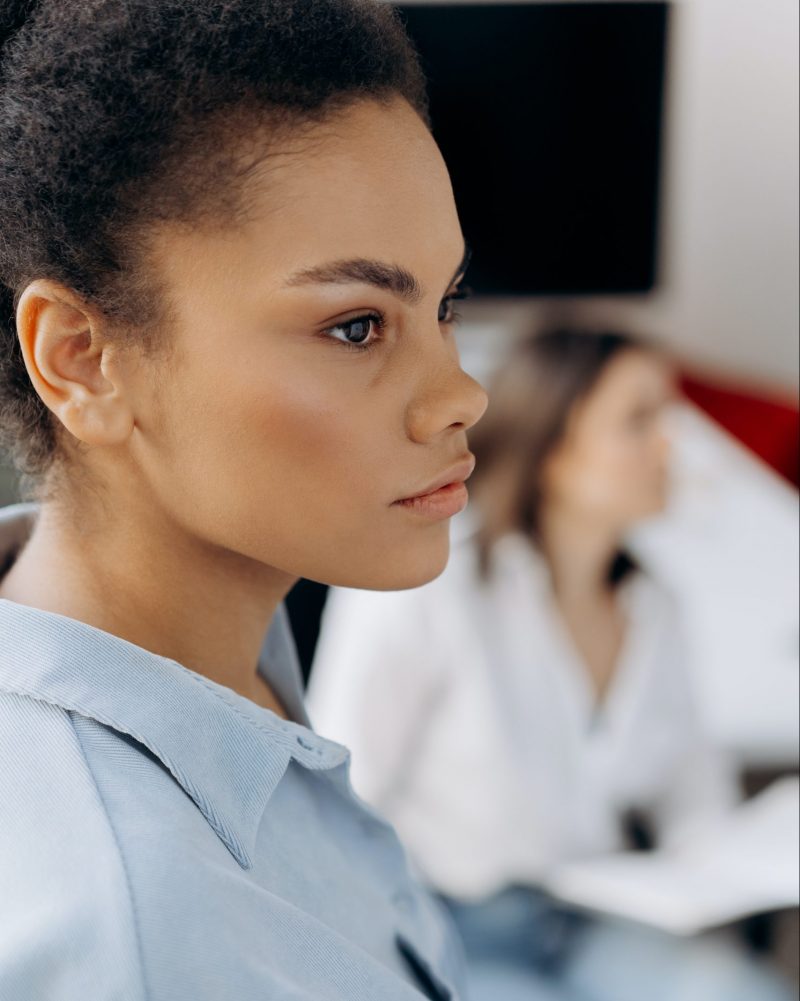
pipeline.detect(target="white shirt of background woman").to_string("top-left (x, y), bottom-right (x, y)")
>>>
top-left (307, 514), bottom-right (737, 901)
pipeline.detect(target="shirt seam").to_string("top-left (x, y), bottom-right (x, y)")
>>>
top-left (183, 669), bottom-right (349, 768)
top-left (68, 711), bottom-right (151, 1001)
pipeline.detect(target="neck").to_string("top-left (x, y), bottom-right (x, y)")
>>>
top-left (0, 494), bottom-right (297, 715)
top-left (537, 503), bottom-right (621, 604)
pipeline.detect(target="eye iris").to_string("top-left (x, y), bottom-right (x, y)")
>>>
top-left (345, 318), bottom-right (372, 343)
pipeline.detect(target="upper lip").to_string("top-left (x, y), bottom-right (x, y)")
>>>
top-left (396, 454), bottom-right (477, 502)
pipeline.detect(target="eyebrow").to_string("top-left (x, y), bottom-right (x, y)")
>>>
top-left (284, 242), bottom-right (472, 304)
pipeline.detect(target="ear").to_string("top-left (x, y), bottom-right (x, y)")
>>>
top-left (15, 280), bottom-right (135, 448)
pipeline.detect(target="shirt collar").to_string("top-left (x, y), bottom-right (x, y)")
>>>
top-left (0, 502), bottom-right (349, 870)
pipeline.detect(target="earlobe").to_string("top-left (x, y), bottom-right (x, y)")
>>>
top-left (15, 280), bottom-right (135, 448)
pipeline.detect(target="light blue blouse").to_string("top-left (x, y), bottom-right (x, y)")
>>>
top-left (0, 503), bottom-right (464, 1000)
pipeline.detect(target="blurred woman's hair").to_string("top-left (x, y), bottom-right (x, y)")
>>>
top-left (469, 327), bottom-right (650, 580)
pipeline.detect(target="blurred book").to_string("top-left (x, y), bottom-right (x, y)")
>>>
top-left (544, 777), bottom-right (799, 936)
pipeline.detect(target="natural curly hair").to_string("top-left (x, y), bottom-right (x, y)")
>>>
top-left (0, 0), bottom-right (428, 485)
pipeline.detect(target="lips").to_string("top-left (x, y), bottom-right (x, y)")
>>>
top-left (395, 454), bottom-right (476, 503)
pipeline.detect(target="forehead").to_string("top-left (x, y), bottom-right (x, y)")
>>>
top-left (151, 98), bottom-right (463, 304)
top-left (564, 350), bottom-right (676, 440)
top-left (256, 97), bottom-right (461, 268)
top-left (572, 350), bottom-right (673, 430)
top-left (598, 350), bottom-right (673, 401)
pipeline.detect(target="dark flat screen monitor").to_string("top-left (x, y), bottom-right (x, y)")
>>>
top-left (396, 3), bottom-right (669, 295)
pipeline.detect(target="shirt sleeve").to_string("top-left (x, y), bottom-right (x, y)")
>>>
top-left (306, 585), bottom-right (451, 810)
top-left (654, 734), bottom-right (740, 851)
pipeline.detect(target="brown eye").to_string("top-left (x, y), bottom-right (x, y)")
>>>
top-left (340, 317), bottom-right (372, 343)
top-left (438, 285), bottom-right (471, 324)
top-left (323, 312), bottom-right (385, 352)
top-left (438, 297), bottom-right (455, 324)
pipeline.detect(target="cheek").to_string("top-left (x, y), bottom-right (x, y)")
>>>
top-left (140, 345), bottom-right (451, 587)
top-left (614, 434), bottom-right (666, 484)
top-left (548, 442), bottom-right (633, 514)
top-left (595, 436), bottom-right (668, 516)
top-left (182, 356), bottom-right (382, 508)
top-left (150, 355), bottom-right (412, 561)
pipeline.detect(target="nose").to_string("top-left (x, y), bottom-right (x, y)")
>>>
top-left (405, 342), bottom-right (489, 445)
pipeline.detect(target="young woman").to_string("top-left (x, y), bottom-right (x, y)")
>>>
top-left (309, 329), bottom-right (794, 1001)
top-left (0, 2), bottom-right (488, 998)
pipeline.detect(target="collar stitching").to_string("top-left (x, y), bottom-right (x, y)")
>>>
top-left (184, 668), bottom-right (349, 769)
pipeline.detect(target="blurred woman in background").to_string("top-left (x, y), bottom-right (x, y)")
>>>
top-left (309, 328), bottom-right (793, 1001)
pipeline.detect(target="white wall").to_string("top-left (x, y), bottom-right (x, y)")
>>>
top-left (412, 0), bottom-right (800, 395)
top-left (595, 0), bottom-right (799, 392)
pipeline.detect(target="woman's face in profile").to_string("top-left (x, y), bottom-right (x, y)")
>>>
top-left (120, 97), bottom-right (487, 590)
top-left (543, 349), bottom-right (674, 529)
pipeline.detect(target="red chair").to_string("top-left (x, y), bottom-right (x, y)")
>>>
top-left (680, 373), bottom-right (799, 488)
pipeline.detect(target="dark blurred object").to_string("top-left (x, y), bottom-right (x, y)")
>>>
top-left (738, 768), bottom-right (798, 973)
top-left (680, 374), bottom-right (800, 487)
top-left (397, 2), bottom-right (669, 294)
top-left (620, 807), bottom-right (659, 853)
top-left (285, 579), bottom-right (329, 686)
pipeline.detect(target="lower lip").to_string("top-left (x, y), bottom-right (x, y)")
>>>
top-left (393, 481), bottom-right (469, 519)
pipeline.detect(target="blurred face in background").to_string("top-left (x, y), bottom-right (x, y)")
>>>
top-left (541, 349), bottom-right (674, 532)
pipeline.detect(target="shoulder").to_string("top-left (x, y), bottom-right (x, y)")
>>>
top-left (0, 689), bottom-right (122, 850)
top-left (0, 692), bottom-right (146, 1000)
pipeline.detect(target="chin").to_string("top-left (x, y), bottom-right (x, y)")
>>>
top-left (326, 535), bottom-right (451, 592)
top-left (634, 492), bottom-right (669, 522)
top-left (384, 560), bottom-right (449, 591)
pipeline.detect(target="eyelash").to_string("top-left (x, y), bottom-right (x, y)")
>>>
top-left (323, 286), bottom-right (472, 354)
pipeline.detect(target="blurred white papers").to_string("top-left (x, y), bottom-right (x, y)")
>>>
top-left (544, 778), bottom-right (800, 936)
